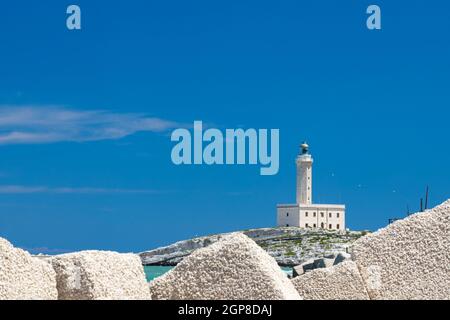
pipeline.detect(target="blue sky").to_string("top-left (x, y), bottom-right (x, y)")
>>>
top-left (0, 1), bottom-right (449, 253)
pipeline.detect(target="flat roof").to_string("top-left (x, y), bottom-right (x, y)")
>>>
top-left (277, 203), bottom-right (345, 209)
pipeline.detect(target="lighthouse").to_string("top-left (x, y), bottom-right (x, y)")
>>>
top-left (296, 142), bottom-right (313, 205)
top-left (276, 142), bottom-right (346, 231)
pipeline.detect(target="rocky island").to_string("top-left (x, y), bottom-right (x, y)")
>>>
top-left (139, 228), bottom-right (368, 267)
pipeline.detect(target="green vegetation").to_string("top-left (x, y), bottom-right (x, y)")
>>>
top-left (285, 249), bottom-right (296, 257)
top-left (242, 228), bottom-right (366, 265)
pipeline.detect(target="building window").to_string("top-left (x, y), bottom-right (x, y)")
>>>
top-left (313, 212), bottom-right (316, 217)
top-left (320, 212), bottom-right (324, 218)
top-left (305, 223), bottom-right (309, 228)
top-left (286, 224), bottom-right (289, 227)
top-left (313, 224), bottom-right (316, 228)
top-left (321, 222), bottom-right (324, 228)
top-left (337, 212), bottom-right (340, 218)
top-left (329, 213), bottom-right (332, 218)
top-left (337, 224), bottom-right (340, 229)
top-left (286, 212), bottom-right (289, 217)
top-left (305, 212), bottom-right (308, 217)
top-left (329, 224), bottom-right (332, 229)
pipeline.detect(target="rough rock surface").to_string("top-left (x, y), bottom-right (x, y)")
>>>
top-left (140, 228), bottom-right (365, 266)
top-left (51, 251), bottom-right (151, 300)
top-left (351, 200), bottom-right (450, 300)
top-left (0, 237), bottom-right (57, 300)
top-left (292, 261), bottom-right (370, 300)
top-left (149, 233), bottom-right (301, 300)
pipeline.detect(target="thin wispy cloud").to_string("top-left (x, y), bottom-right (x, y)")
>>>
top-left (0, 105), bottom-right (180, 145)
top-left (0, 185), bottom-right (165, 195)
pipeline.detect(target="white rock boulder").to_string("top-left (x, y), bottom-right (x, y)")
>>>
top-left (351, 200), bottom-right (450, 300)
top-left (292, 261), bottom-right (370, 300)
top-left (51, 250), bottom-right (151, 300)
top-left (0, 237), bottom-right (57, 300)
top-left (149, 233), bottom-right (301, 300)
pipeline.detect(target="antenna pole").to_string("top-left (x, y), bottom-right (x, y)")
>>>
top-left (420, 198), bottom-right (423, 212)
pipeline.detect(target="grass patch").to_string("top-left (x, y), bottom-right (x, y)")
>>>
top-left (285, 250), bottom-right (296, 257)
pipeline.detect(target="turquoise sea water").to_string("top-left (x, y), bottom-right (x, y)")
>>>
top-left (280, 266), bottom-right (293, 277)
top-left (144, 265), bottom-right (293, 282)
top-left (144, 266), bottom-right (174, 282)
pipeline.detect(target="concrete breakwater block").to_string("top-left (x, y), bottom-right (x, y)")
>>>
top-left (0, 237), bottom-right (58, 300)
top-left (292, 261), bottom-right (370, 300)
top-left (292, 254), bottom-right (346, 278)
top-left (149, 233), bottom-right (301, 300)
top-left (313, 257), bottom-right (335, 269)
top-left (51, 251), bottom-right (151, 300)
top-left (292, 258), bottom-right (314, 277)
top-left (351, 200), bottom-right (450, 300)
top-left (333, 252), bottom-right (351, 265)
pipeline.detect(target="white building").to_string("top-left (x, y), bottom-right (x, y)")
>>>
top-left (276, 142), bottom-right (346, 231)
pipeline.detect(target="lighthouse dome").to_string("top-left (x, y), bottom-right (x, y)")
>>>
top-left (300, 142), bottom-right (309, 154)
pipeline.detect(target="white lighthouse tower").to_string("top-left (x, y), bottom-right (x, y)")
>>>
top-left (296, 142), bottom-right (313, 205)
top-left (276, 142), bottom-right (346, 231)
